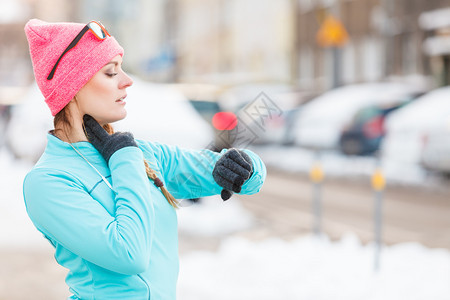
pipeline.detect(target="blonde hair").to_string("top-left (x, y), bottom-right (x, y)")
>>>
top-left (54, 108), bottom-right (179, 208)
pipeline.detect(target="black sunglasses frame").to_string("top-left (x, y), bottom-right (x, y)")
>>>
top-left (47, 21), bottom-right (110, 80)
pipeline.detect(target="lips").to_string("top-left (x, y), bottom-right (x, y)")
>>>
top-left (116, 95), bottom-right (127, 102)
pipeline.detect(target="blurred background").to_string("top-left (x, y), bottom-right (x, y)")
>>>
top-left (1, 0), bottom-right (450, 299)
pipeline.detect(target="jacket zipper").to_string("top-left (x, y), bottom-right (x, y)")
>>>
top-left (137, 274), bottom-right (151, 299)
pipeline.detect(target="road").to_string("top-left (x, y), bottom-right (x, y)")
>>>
top-left (238, 169), bottom-right (450, 249)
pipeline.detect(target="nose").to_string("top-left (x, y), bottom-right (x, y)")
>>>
top-left (119, 71), bottom-right (133, 89)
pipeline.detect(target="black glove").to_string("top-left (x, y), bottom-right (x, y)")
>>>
top-left (83, 114), bottom-right (137, 163)
top-left (213, 148), bottom-right (253, 201)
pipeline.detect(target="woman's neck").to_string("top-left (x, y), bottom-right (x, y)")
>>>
top-left (53, 120), bottom-right (89, 143)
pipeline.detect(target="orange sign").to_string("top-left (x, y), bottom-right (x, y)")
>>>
top-left (316, 15), bottom-right (349, 47)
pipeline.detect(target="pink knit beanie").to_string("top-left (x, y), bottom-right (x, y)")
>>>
top-left (24, 19), bottom-right (124, 116)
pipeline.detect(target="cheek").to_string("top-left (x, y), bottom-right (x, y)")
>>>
top-left (78, 79), bottom-right (115, 111)
top-left (88, 80), bottom-right (114, 101)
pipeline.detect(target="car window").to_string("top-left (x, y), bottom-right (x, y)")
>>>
top-left (188, 100), bottom-right (222, 122)
top-left (354, 106), bottom-right (380, 123)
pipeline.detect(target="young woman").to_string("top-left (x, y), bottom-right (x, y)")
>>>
top-left (23, 19), bottom-right (266, 299)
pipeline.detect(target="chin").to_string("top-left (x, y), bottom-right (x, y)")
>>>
top-left (115, 110), bottom-right (127, 122)
top-left (98, 110), bottom-right (127, 125)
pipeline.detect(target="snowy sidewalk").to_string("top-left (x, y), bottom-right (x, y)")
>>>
top-left (178, 233), bottom-right (450, 300)
top-left (176, 196), bottom-right (450, 300)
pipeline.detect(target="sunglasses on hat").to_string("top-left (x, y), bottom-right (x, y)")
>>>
top-left (47, 21), bottom-right (110, 80)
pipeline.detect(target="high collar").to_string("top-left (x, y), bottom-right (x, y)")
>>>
top-left (45, 132), bottom-right (103, 160)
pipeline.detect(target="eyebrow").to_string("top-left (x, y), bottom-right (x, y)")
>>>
top-left (105, 61), bottom-right (120, 67)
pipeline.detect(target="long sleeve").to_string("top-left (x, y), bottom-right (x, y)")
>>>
top-left (23, 146), bottom-right (155, 275)
top-left (139, 141), bottom-right (266, 200)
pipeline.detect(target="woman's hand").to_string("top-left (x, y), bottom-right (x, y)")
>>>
top-left (212, 148), bottom-right (253, 201)
top-left (83, 114), bottom-right (138, 164)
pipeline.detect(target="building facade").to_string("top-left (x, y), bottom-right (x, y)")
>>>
top-left (295, 0), bottom-right (450, 92)
top-left (6, 0), bottom-right (450, 91)
top-left (175, 0), bottom-right (295, 84)
top-left (295, 0), bottom-right (384, 91)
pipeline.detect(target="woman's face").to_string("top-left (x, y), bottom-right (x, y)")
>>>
top-left (75, 55), bottom-right (133, 125)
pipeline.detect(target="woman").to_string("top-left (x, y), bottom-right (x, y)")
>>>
top-left (23, 19), bottom-right (266, 299)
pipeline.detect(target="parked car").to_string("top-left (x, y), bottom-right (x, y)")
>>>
top-left (420, 116), bottom-right (450, 174)
top-left (293, 82), bottom-right (427, 150)
top-left (381, 86), bottom-right (450, 166)
top-left (338, 93), bottom-right (422, 156)
top-left (218, 83), bottom-right (314, 146)
top-left (6, 78), bottom-right (214, 162)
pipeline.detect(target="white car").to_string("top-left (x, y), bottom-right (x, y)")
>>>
top-left (420, 116), bottom-right (450, 174)
top-left (6, 78), bottom-right (214, 163)
top-left (293, 82), bottom-right (426, 150)
top-left (381, 86), bottom-right (450, 166)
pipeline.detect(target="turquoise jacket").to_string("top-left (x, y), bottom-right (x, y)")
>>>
top-left (23, 133), bottom-right (266, 300)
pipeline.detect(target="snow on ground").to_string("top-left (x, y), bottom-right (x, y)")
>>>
top-left (178, 234), bottom-right (450, 300)
top-left (177, 196), bottom-right (255, 237)
top-left (0, 148), bottom-right (49, 249)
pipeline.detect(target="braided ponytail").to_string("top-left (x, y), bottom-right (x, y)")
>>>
top-left (143, 159), bottom-right (179, 208)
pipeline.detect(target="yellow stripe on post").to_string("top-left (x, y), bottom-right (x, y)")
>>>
top-left (371, 168), bottom-right (386, 191)
top-left (310, 164), bottom-right (324, 183)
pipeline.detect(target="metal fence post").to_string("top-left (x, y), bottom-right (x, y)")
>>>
top-left (372, 157), bottom-right (385, 272)
top-left (310, 150), bottom-right (324, 236)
